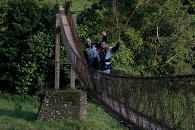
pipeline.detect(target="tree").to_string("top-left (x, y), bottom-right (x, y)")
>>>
top-left (0, 0), bottom-right (61, 94)
top-left (77, 0), bottom-right (195, 76)
top-left (137, 0), bottom-right (195, 75)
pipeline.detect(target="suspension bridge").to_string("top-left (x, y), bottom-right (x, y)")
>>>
top-left (55, 2), bottom-right (195, 130)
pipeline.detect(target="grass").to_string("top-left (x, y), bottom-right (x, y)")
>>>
top-left (51, 0), bottom-right (97, 14)
top-left (70, 0), bottom-right (95, 14)
top-left (0, 93), bottom-right (129, 130)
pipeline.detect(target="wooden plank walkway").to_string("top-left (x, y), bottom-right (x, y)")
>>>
top-left (59, 6), bottom-right (81, 59)
top-left (96, 94), bottom-right (169, 130)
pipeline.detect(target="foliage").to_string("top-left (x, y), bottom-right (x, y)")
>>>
top-left (112, 27), bottom-right (144, 75)
top-left (76, 0), bottom-right (195, 76)
top-left (0, 0), bottom-right (194, 94)
top-left (137, 0), bottom-right (195, 75)
top-left (0, 0), bottom-right (70, 94)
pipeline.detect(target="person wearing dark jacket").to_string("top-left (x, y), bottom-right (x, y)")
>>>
top-left (97, 37), bottom-right (121, 74)
top-left (96, 35), bottom-right (121, 98)
top-left (83, 37), bottom-right (99, 69)
top-left (83, 31), bottom-right (107, 69)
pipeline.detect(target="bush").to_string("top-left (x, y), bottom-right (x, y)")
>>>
top-left (0, 0), bottom-right (60, 94)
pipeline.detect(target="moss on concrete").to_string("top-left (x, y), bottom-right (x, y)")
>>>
top-left (36, 90), bottom-right (87, 121)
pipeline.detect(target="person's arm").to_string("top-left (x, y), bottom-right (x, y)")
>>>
top-left (112, 42), bottom-right (120, 53)
top-left (112, 38), bottom-right (121, 53)
top-left (102, 31), bottom-right (107, 43)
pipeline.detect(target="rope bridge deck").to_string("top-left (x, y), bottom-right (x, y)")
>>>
top-left (57, 2), bottom-right (195, 130)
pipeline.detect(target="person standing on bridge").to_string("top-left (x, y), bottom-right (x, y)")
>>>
top-left (97, 34), bottom-right (121, 74)
top-left (83, 31), bottom-right (107, 69)
top-left (96, 33), bottom-right (121, 98)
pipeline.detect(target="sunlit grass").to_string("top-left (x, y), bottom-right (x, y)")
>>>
top-left (0, 94), bottom-right (128, 130)
top-left (70, 0), bottom-right (94, 14)
top-left (49, 0), bottom-right (96, 14)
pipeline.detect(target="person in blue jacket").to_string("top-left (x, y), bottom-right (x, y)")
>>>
top-left (83, 31), bottom-right (107, 69)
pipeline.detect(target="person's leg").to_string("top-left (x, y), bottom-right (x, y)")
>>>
top-left (103, 69), bottom-right (112, 98)
top-left (94, 70), bottom-right (103, 94)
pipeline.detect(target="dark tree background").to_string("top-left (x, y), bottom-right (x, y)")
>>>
top-left (0, 0), bottom-right (194, 94)
top-left (77, 0), bottom-right (195, 76)
top-left (0, 0), bottom-right (70, 94)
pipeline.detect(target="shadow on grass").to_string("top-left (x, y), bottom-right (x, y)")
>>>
top-left (0, 108), bottom-right (37, 121)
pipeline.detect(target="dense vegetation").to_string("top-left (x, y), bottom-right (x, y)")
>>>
top-left (0, 0), bottom-right (70, 94)
top-left (76, 0), bottom-right (195, 76)
top-left (0, 0), bottom-right (194, 94)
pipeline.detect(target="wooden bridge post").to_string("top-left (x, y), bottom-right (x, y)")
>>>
top-left (54, 14), bottom-right (61, 90)
top-left (38, 5), bottom-right (87, 122)
top-left (54, 12), bottom-right (77, 90)
top-left (70, 68), bottom-right (75, 89)
top-left (70, 14), bottom-right (77, 90)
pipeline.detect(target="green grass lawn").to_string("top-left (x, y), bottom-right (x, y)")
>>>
top-left (0, 93), bottom-right (129, 130)
top-left (51, 0), bottom-right (95, 13)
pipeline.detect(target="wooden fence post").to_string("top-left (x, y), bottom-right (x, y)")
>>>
top-left (70, 14), bottom-right (77, 89)
top-left (54, 14), bottom-right (61, 90)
